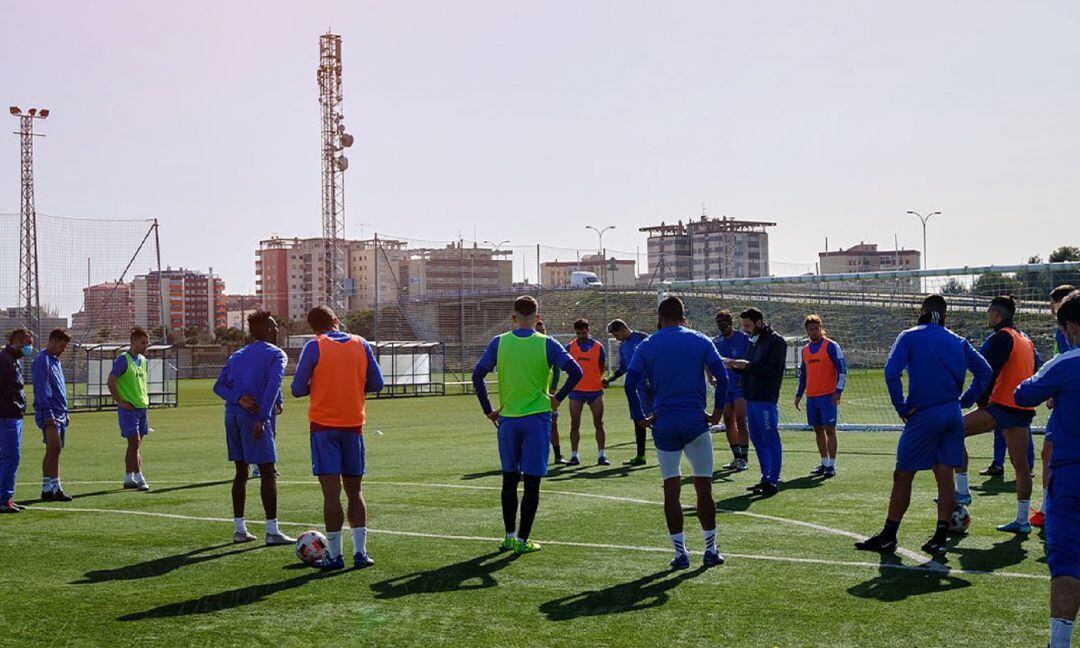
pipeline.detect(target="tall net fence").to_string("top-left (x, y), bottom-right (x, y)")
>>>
top-left (0, 213), bottom-right (176, 410)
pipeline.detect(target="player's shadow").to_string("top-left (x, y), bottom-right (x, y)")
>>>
top-left (369, 551), bottom-right (519, 599)
top-left (971, 477), bottom-right (1017, 498)
top-left (117, 570), bottom-right (348, 620)
top-left (539, 566), bottom-right (707, 620)
top-left (545, 464), bottom-right (656, 482)
top-left (148, 479), bottom-right (233, 495)
top-left (949, 534), bottom-right (1028, 573)
top-left (713, 475), bottom-right (827, 512)
top-left (847, 554), bottom-right (971, 602)
top-left (72, 542), bottom-right (267, 584)
top-left (460, 469), bottom-right (505, 481)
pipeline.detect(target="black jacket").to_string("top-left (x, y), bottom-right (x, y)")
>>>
top-left (0, 346), bottom-right (27, 419)
top-left (739, 325), bottom-right (787, 403)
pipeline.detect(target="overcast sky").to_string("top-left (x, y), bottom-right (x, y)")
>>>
top-left (3, 1), bottom-right (1078, 293)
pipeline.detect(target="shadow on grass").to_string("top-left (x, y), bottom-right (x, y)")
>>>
top-left (118, 569), bottom-right (348, 620)
top-left (460, 469), bottom-right (505, 481)
top-left (948, 533), bottom-right (1029, 573)
top-left (370, 551), bottom-right (519, 599)
top-left (148, 479), bottom-right (233, 495)
top-left (847, 554), bottom-right (971, 602)
top-left (17, 488), bottom-right (124, 506)
top-left (714, 474), bottom-right (828, 512)
top-left (539, 566), bottom-right (708, 620)
top-left (73, 543), bottom-right (267, 584)
top-left (971, 476), bottom-right (1019, 498)
top-left (545, 463), bottom-right (656, 482)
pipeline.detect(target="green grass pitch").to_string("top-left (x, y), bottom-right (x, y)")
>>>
top-left (0, 379), bottom-right (1053, 647)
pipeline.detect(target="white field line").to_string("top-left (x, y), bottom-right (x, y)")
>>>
top-left (20, 479), bottom-right (930, 562)
top-left (21, 505), bottom-right (1047, 581)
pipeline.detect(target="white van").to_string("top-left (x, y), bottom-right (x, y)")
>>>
top-left (570, 271), bottom-right (603, 288)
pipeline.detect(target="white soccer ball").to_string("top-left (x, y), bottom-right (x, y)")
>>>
top-left (949, 505), bottom-right (971, 534)
top-left (296, 530), bottom-right (329, 564)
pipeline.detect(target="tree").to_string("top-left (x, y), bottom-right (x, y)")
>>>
top-left (214, 326), bottom-right (246, 345)
top-left (344, 309), bottom-right (375, 339)
top-left (972, 271), bottom-right (1024, 297)
top-left (941, 278), bottom-right (969, 295)
top-left (1050, 246), bottom-right (1080, 263)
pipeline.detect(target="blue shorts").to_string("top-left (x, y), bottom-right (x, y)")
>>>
top-left (119, 408), bottom-right (150, 439)
top-left (569, 390), bottom-right (603, 404)
top-left (895, 401), bottom-right (964, 472)
top-left (310, 429), bottom-right (365, 476)
top-left (984, 404), bottom-right (1034, 430)
top-left (1045, 463), bottom-right (1080, 580)
top-left (35, 415), bottom-right (67, 448)
top-left (498, 413), bottom-right (550, 477)
top-left (724, 385), bottom-right (745, 406)
top-left (652, 410), bottom-right (710, 453)
top-left (225, 410), bottom-right (278, 466)
top-left (806, 394), bottom-right (838, 427)
top-left (626, 387), bottom-right (654, 417)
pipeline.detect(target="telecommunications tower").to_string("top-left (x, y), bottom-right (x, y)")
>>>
top-left (317, 32), bottom-right (354, 315)
top-left (10, 105), bottom-right (49, 343)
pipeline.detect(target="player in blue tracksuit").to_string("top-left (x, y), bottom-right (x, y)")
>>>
top-left (602, 319), bottom-right (651, 466)
top-left (856, 295), bottom-right (992, 556)
top-left (33, 328), bottom-right (74, 502)
top-left (728, 308), bottom-right (787, 496)
top-left (1014, 289), bottom-right (1080, 648)
top-left (713, 310), bottom-right (751, 471)
top-left (213, 311), bottom-right (293, 546)
top-left (1031, 284), bottom-right (1077, 529)
top-left (625, 296), bottom-right (728, 569)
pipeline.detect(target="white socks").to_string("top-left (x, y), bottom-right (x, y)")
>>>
top-left (571, 451), bottom-right (579, 460)
top-left (820, 458), bottom-right (836, 468)
top-left (956, 472), bottom-right (970, 497)
top-left (1016, 500), bottom-right (1031, 525)
top-left (352, 527), bottom-right (368, 555)
top-left (598, 449), bottom-right (606, 460)
top-left (234, 517), bottom-right (247, 534)
top-left (703, 528), bottom-right (717, 553)
top-left (670, 532), bottom-right (687, 557)
top-left (134, 472), bottom-right (145, 484)
top-left (42, 477), bottom-right (54, 492)
top-left (266, 519), bottom-right (279, 535)
top-left (125, 472), bottom-right (134, 483)
top-left (1050, 618), bottom-right (1074, 648)
top-left (327, 531), bottom-right (343, 558)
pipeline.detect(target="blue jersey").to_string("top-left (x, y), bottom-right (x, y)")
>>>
top-left (472, 329), bottom-right (583, 415)
top-left (624, 326), bottom-right (728, 421)
top-left (609, 331), bottom-right (648, 381)
top-left (215, 340), bottom-right (288, 426)
top-left (884, 323), bottom-right (992, 416)
top-left (31, 351), bottom-right (68, 424)
top-left (1016, 349), bottom-right (1080, 468)
top-left (796, 338), bottom-right (848, 398)
top-left (713, 330), bottom-right (750, 391)
top-left (1056, 328), bottom-right (1074, 355)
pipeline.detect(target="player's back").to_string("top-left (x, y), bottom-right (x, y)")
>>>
top-left (1019, 349), bottom-right (1080, 468)
top-left (637, 326), bottom-right (715, 415)
top-left (226, 342), bottom-right (285, 408)
top-left (887, 324), bottom-right (974, 408)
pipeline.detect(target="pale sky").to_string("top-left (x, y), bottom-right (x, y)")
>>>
top-left (4, 1), bottom-right (1078, 294)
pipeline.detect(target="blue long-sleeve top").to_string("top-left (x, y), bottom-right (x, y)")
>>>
top-left (31, 350), bottom-right (68, 424)
top-left (608, 331), bottom-right (648, 382)
top-left (795, 338), bottom-right (848, 398)
top-left (624, 326), bottom-right (728, 422)
top-left (472, 329), bottom-right (583, 415)
top-left (713, 330), bottom-right (750, 391)
top-left (290, 331), bottom-right (384, 398)
top-left (884, 323), bottom-right (992, 417)
top-left (1015, 348), bottom-right (1080, 468)
top-left (976, 322), bottom-right (1042, 410)
top-left (214, 341), bottom-right (288, 426)
top-left (1056, 328), bottom-right (1074, 355)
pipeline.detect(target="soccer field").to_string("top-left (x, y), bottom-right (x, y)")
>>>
top-left (0, 380), bottom-right (1052, 647)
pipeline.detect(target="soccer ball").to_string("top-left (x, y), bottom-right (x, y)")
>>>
top-left (296, 530), bottom-right (329, 564)
top-left (949, 505), bottom-right (971, 534)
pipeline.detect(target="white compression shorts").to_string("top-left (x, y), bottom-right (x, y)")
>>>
top-left (656, 431), bottom-right (714, 480)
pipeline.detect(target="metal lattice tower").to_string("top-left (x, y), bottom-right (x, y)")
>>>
top-left (317, 33), bottom-right (354, 315)
top-left (10, 106), bottom-right (48, 342)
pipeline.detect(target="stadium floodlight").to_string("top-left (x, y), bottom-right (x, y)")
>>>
top-left (28, 108), bottom-right (37, 116)
top-left (9, 106), bottom-right (20, 115)
top-left (39, 109), bottom-right (49, 118)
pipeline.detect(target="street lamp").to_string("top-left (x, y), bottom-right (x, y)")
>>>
top-left (585, 225), bottom-right (615, 285)
top-left (906, 210), bottom-right (941, 270)
top-left (483, 240), bottom-right (510, 251)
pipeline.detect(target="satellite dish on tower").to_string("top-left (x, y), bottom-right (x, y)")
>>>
top-left (340, 133), bottom-right (354, 148)
top-left (336, 156), bottom-right (349, 171)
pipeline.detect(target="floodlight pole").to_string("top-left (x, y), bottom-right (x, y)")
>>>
top-left (585, 225), bottom-right (615, 286)
top-left (907, 209), bottom-right (941, 292)
top-left (11, 106), bottom-right (47, 344)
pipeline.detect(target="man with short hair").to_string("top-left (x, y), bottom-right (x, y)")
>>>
top-left (954, 295), bottom-right (1041, 533)
top-left (728, 308), bottom-right (787, 496)
top-left (712, 310), bottom-right (751, 472)
top-left (0, 329), bottom-right (32, 513)
top-left (856, 295), bottom-right (992, 556)
top-left (33, 328), bottom-right (73, 502)
top-left (108, 327), bottom-right (153, 491)
top-left (566, 318), bottom-right (608, 466)
top-left (292, 306), bottom-right (384, 569)
top-left (625, 296), bottom-right (728, 568)
top-left (1015, 289), bottom-right (1080, 648)
top-left (214, 311), bottom-right (293, 546)
top-left (602, 319), bottom-right (650, 466)
top-left (473, 296), bottom-right (582, 554)
top-left (1031, 283), bottom-right (1077, 528)
top-left (794, 314), bottom-right (846, 478)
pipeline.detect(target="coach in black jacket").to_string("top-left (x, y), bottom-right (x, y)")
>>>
top-left (727, 308), bottom-right (787, 495)
top-left (0, 328), bottom-right (32, 512)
